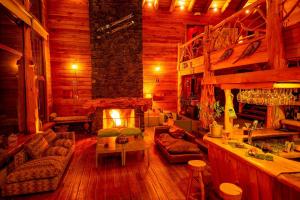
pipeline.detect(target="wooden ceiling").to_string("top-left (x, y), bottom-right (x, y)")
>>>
top-left (143, 0), bottom-right (258, 16)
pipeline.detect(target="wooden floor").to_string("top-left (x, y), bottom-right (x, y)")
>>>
top-left (5, 128), bottom-right (218, 200)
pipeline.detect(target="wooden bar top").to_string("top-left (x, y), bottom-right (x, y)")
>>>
top-left (231, 128), bottom-right (299, 140)
top-left (204, 135), bottom-right (300, 176)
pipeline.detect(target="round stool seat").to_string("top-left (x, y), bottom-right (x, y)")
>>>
top-left (188, 160), bottom-right (206, 170)
top-left (219, 183), bottom-right (242, 200)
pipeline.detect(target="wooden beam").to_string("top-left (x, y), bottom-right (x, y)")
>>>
top-left (222, 0), bottom-right (248, 16)
top-left (169, 0), bottom-right (176, 12)
top-left (0, 0), bottom-right (48, 39)
top-left (221, 0), bottom-right (232, 13)
top-left (0, 43), bottom-right (23, 56)
top-left (188, 0), bottom-right (196, 12)
top-left (154, 0), bottom-right (159, 10)
top-left (214, 68), bottom-right (300, 85)
top-left (266, 0), bottom-right (286, 69)
top-left (200, 0), bottom-right (213, 13)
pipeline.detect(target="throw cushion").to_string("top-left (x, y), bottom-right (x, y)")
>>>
top-left (24, 134), bottom-right (49, 159)
top-left (42, 129), bottom-right (57, 144)
top-left (98, 128), bottom-right (120, 137)
top-left (7, 156), bottom-right (65, 183)
top-left (45, 146), bottom-right (68, 156)
top-left (14, 150), bottom-right (27, 169)
top-left (54, 139), bottom-right (73, 148)
top-left (166, 140), bottom-right (200, 154)
top-left (119, 127), bottom-right (142, 136)
top-left (169, 127), bottom-right (185, 139)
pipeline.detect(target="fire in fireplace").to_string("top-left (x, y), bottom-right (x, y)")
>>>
top-left (103, 109), bottom-right (135, 128)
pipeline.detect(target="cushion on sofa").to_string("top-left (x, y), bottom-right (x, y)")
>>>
top-left (98, 128), bottom-right (120, 137)
top-left (54, 139), bottom-right (73, 148)
top-left (169, 127), bottom-right (185, 139)
top-left (42, 129), bottom-right (57, 144)
top-left (14, 150), bottom-right (27, 169)
top-left (166, 140), bottom-right (200, 154)
top-left (45, 146), bottom-right (69, 156)
top-left (24, 135), bottom-right (49, 159)
top-left (157, 133), bottom-right (179, 147)
top-left (6, 156), bottom-right (65, 184)
top-left (119, 127), bottom-right (142, 136)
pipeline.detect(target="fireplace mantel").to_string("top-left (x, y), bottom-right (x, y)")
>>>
top-left (83, 98), bottom-right (152, 110)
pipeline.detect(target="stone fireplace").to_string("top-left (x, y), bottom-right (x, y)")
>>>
top-left (87, 0), bottom-right (145, 133)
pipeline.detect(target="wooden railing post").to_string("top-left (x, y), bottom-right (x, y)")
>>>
top-left (266, 0), bottom-right (287, 69)
top-left (177, 43), bottom-right (182, 113)
top-left (200, 26), bottom-right (215, 130)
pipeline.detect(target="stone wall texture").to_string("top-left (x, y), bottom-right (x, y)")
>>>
top-left (89, 0), bottom-right (143, 98)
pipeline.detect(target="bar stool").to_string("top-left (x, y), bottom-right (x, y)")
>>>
top-left (186, 160), bottom-right (206, 200)
top-left (219, 183), bottom-right (242, 200)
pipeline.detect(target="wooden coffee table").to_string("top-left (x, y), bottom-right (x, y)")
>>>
top-left (96, 137), bottom-right (123, 167)
top-left (96, 137), bottom-right (151, 167)
top-left (123, 139), bottom-right (151, 167)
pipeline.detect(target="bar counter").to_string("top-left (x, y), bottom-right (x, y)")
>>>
top-left (204, 131), bottom-right (300, 200)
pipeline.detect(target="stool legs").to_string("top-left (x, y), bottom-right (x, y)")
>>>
top-left (186, 170), bottom-right (205, 200)
top-left (186, 170), bottom-right (194, 199)
top-left (199, 171), bottom-right (205, 200)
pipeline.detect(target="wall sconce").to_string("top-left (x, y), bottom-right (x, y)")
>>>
top-left (154, 65), bottom-right (161, 83)
top-left (71, 63), bottom-right (79, 101)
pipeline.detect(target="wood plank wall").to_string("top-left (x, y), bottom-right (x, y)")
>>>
top-left (143, 10), bottom-right (220, 112)
top-left (47, 0), bottom-right (92, 116)
top-left (47, 0), bottom-right (221, 116)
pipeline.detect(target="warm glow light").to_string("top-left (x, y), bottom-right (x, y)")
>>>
top-left (148, 2), bottom-right (152, 7)
top-left (155, 66), bottom-right (161, 72)
top-left (180, 5), bottom-right (185, 10)
top-left (145, 93), bottom-right (153, 98)
top-left (213, 7), bottom-right (218, 12)
top-left (110, 110), bottom-right (121, 127)
top-left (71, 63), bottom-right (78, 70)
top-left (245, 9), bottom-right (250, 14)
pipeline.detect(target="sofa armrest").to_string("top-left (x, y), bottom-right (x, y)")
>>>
top-left (154, 126), bottom-right (170, 139)
top-left (184, 131), bottom-right (196, 142)
top-left (56, 131), bottom-right (75, 144)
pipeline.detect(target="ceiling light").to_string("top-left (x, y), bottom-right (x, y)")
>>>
top-left (148, 2), bottom-right (153, 8)
top-left (213, 7), bottom-right (218, 12)
top-left (245, 9), bottom-right (250, 14)
top-left (180, 5), bottom-right (185, 10)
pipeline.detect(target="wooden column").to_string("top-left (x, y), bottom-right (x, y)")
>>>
top-left (177, 43), bottom-right (182, 113)
top-left (266, 0), bottom-right (287, 69)
top-left (200, 26), bottom-right (215, 129)
top-left (224, 89), bottom-right (233, 132)
top-left (24, 0), bottom-right (39, 133)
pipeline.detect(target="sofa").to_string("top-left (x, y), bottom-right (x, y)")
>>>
top-left (1, 129), bottom-right (75, 196)
top-left (154, 126), bottom-right (203, 163)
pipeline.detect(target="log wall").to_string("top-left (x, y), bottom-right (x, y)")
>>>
top-left (47, 0), bottom-right (92, 116)
top-left (47, 0), bottom-right (221, 115)
top-left (143, 11), bottom-right (220, 112)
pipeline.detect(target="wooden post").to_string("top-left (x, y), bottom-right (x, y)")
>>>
top-left (200, 26), bottom-right (215, 129)
top-left (24, 0), bottom-right (39, 133)
top-left (266, 0), bottom-right (287, 69)
top-left (224, 89), bottom-right (234, 133)
top-left (177, 43), bottom-right (182, 113)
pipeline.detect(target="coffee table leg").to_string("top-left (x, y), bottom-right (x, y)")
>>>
top-left (122, 151), bottom-right (126, 166)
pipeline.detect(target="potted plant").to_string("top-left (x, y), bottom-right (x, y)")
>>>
top-left (209, 101), bottom-right (224, 137)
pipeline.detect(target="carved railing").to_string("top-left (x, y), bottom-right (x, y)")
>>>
top-left (209, 0), bottom-right (266, 52)
top-left (282, 0), bottom-right (300, 27)
top-left (178, 33), bottom-right (205, 69)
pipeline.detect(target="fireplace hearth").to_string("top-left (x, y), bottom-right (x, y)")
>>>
top-left (84, 98), bottom-right (152, 132)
